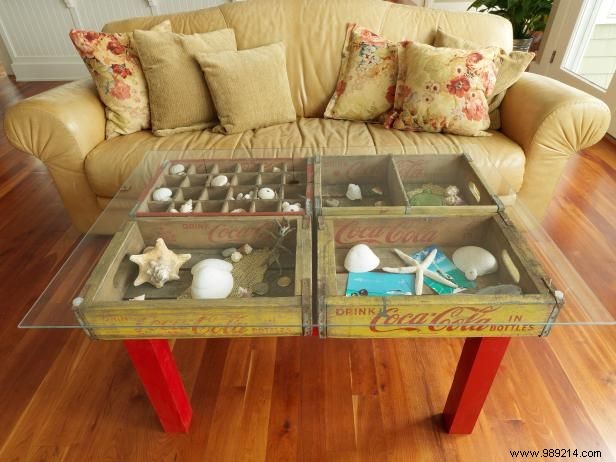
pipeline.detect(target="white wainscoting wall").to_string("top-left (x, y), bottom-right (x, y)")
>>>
top-left (0, 0), bottom-right (232, 81)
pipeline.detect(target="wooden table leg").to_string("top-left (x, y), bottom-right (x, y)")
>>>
top-left (442, 337), bottom-right (511, 434)
top-left (124, 339), bottom-right (192, 433)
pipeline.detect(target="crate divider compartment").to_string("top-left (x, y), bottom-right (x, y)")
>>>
top-left (77, 216), bottom-right (313, 339)
top-left (317, 214), bottom-right (559, 338)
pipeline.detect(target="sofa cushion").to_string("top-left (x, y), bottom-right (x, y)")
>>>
top-left (133, 28), bottom-right (237, 136)
top-left (85, 118), bottom-right (525, 199)
top-left (195, 42), bottom-right (296, 134)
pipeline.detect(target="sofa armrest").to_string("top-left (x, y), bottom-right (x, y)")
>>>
top-left (4, 79), bottom-right (105, 231)
top-left (500, 72), bottom-right (610, 219)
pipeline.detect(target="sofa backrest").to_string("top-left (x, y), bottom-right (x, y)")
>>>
top-left (103, 0), bottom-right (512, 118)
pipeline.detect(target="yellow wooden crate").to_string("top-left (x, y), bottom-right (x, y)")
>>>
top-left (75, 216), bottom-right (312, 339)
top-left (317, 214), bottom-right (561, 338)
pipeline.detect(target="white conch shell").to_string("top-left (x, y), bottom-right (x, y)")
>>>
top-left (191, 259), bottom-right (234, 299)
top-left (282, 201), bottom-right (303, 212)
top-left (169, 164), bottom-right (185, 175)
top-left (346, 184), bottom-right (362, 201)
top-left (452, 246), bottom-right (498, 281)
top-left (344, 244), bottom-right (380, 273)
top-left (211, 175), bottom-right (228, 187)
top-left (258, 187), bottom-right (276, 200)
top-left (152, 187), bottom-right (173, 201)
top-left (179, 199), bottom-right (193, 213)
top-left (130, 238), bottom-right (191, 288)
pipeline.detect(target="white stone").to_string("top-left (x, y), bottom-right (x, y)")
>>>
top-left (191, 265), bottom-right (234, 299)
top-left (346, 184), bottom-right (362, 201)
top-left (152, 187), bottom-right (173, 201)
top-left (170, 164), bottom-right (185, 175)
top-left (258, 187), bottom-right (276, 200)
top-left (452, 246), bottom-right (498, 281)
top-left (221, 247), bottom-right (237, 257)
top-left (344, 244), bottom-right (380, 273)
top-left (179, 199), bottom-right (193, 213)
top-left (191, 258), bottom-right (233, 275)
top-left (239, 243), bottom-right (253, 255)
top-left (211, 175), bottom-right (229, 187)
top-left (231, 251), bottom-right (243, 262)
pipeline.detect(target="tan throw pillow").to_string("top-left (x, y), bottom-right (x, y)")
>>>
top-left (433, 29), bottom-right (535, 129)
top-left (69, 20), bottom-right (171, 139)
top-left (324, 24), bottom-right (398, 121)
top-left (195, 42), bottom-right (296, 134)
top-left (133, 28), bottom-right (237, 136)
top-left (389, 42), bottom-right (499, 136)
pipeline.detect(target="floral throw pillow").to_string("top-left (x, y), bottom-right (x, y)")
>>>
top-left (324, 24), bottom-right (398, 122)
top-left (387, 42), bottom-right (500, 136)
top-left (69, 20), bottom-right (171, 139)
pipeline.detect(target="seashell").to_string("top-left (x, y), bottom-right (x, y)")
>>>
top-left (231, 208), bottom-right (247, 213)
top-left (325, 199), bottom-right (340, 207)
top-left (152, 187), bottom-right (173, 202)
top-left (258, 187), bottom-right (276, 200)
top-left (170, 164), bottom-right (185, 175)
top-left (221, 247), bottom-right (237, 257)
top-left (230, 251), bottom-right (243, 262)
top-left (371, 186), bottom-right (384, 196)
top-left (253, 282), bottom-right (269, 295)
top-left (452, 246), bottom-right (498, 281)
top-left (191, 263), bottom-right (233, 299)
top-left (130, 294), bottom-right (145, 301)
top-left (277, 276), bottom-right (292, 287)
top-left (272, 167), bottom-right (282, 172)
top-left (282, 201), bottom-right (303, 212)
top-left (170, 208), bottom-right (179, 213)
top-left (236, 193), bottom-right (244, 200)
top-left (130, 238), bottom-right (191, 288)
top-left (346, 184), bottom-right (362, 201)
top-left (344, 244), bottom-right (380, 273)
top-left (445, 185), bottom-right (459, 196)
top-left (211, 175), bottom-right (228, 187)
top-left (239, 243), bottom-right (253, 255)
top-left (191, 258), bottom-right (233, 275)
top-left (179, 199), bottom-right (193, 213)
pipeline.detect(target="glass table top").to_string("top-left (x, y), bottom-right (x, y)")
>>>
top-left (19, 147), bottom-right (615, 337)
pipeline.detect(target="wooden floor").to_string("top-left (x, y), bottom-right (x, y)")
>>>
top-left (0, 76), bottom-right (614, 462)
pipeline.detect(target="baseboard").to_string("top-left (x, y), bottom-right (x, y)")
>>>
top-left (12, 57), bottom-right (88, 81)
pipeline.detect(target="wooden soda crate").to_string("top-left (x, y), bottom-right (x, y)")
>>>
top-left (74, 216), bottom-right (312, 339)
top-left (317, 214), bottom-right (561, 338)
top-left (133, 158), bottom-right (313, 217)
top-left (314, 154), bottom-right (502, 216)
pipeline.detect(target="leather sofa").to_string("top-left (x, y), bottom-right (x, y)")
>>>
top-left (4, 0), bottom-right (610, 232)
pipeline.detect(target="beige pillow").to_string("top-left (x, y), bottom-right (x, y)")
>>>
top-left (324, 24), bottom-right (398, 121)
top-left (134, 28), bottom-right (237, 136)
top-left (195, 42), bottom-right (296, 134)
top-left (433, 29), bottom-right (534, 129)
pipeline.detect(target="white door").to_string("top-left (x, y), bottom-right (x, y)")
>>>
top-left (534, 0), bottom-right (616, 136)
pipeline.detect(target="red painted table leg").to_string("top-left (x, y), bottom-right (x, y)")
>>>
top-left (124, 339), bottom-right (192, 433)
top-left (443, 337), bottom-right (511, 434)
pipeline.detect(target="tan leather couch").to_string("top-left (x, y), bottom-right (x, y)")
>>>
top-left (4, 0), bottom-right (611, 232)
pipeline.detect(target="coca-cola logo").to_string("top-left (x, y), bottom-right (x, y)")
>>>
top-left (369, 306), bottom-right (499, 333)
top-left (173, 222), bottom-right (273, 244)
top-left (335, 220), bottom-right (437, 245)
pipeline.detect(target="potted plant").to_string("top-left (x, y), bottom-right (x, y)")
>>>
top-left (468, 0), bottom-right (553, 51)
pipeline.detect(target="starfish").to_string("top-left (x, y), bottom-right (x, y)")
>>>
top-left (130, 238), bottom-right (191, 288)
top-left (382, 248), bottom-right (458, 295)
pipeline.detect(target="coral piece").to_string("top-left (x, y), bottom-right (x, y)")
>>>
top-left (130, 238), bottom-right (191, 288)
top-left (179, 199), bottom-right (193, 213)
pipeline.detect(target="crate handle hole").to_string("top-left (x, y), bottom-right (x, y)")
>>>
top-left (468, 181), bottom-right (481, 203)
top-left (501, 249), bottom-right (520, 283)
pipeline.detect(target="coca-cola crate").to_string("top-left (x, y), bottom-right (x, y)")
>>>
top-left (75, 216), bottom-right (312, 339)
top-left (314, 154), bottom-right (502, 216)
top-left (316, 214), bottom-right (561, 338)
top-left (134, 158), bottom-right (313, 217)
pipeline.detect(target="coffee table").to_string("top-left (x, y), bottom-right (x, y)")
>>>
top-left (20, 148), bottom-right (614, 434)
